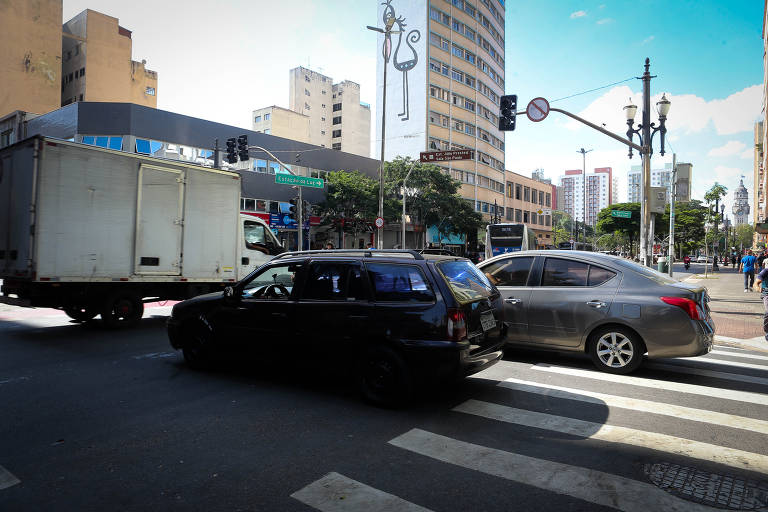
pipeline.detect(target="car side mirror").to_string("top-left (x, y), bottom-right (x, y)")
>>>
top-left (223, 286), bottom-right (237, 302)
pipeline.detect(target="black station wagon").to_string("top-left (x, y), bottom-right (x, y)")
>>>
top-left (167, 250), bottom-right (505, 405)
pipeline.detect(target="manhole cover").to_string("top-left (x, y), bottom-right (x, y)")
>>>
top-left (645, 462), bottom-right (768, 510)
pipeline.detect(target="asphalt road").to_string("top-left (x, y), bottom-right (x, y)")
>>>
top-left (1, 306), bottom-right (768, 511)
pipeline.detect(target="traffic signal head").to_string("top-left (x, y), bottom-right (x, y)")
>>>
top-left (225, 137), bottom-right (237, 164)
top-left (237, 135), bottom-right (249, 161)
top-left (302, 200), bottom-right (311, 216)
top-left (499, 94), bottom-right (517, 131)
top-left (288, 197), bottom-right (299, 222)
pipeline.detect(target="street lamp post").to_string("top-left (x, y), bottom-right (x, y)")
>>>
top-left (401, 162), bottom-right (415, 249)
top-left (577, 148), bottom-right (592, 246)
top-left (367, 16), bottom-right (398, 250)
top-left (624, 58), bottom-right (671, 267)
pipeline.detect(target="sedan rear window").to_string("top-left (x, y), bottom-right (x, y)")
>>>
top-left (366, 263), bottom-right (434, 302)
top-left (481, 256), bottom-right (534, 286)
top-left (436, 260), bottom-right (494, 304)
top-left (542, 258), bottom-right (588, 286)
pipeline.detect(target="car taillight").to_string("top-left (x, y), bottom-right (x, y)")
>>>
top-left (447, 308), bottom-right (467, 342)
top-left (660, 296), bottom-right (701, 320)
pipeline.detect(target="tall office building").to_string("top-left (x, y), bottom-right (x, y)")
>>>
top-left (374, 0), bottom-right (506, 223)
top-left (559, 167), bottom-right (617, 226)
top-left (627, 163), bottom-right (675, 202)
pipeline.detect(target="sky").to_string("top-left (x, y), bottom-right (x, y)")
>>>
top-left (62, 0), bottom-right (765, 219)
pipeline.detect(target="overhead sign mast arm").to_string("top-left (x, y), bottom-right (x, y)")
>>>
top-left (548, 108), bottom-right (643, 153)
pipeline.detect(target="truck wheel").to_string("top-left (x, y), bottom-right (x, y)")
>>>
top-left (64, 306), bottom-right (98, 322)
top-left (101, 294), bottom-right (144, 328)
top-left (358, 345), bottom-right (412, 407)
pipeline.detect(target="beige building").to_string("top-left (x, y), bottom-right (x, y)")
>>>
top-left (504, 171), bottom-right (554, 248)
top-left (0, 0), bottom-right (63, 117)
top-left (376, 0), bottom-right (507, 230)
top-left (61, 10), bottom-right (157, 107)
top-left (252, 67), bottom-right (371, 157)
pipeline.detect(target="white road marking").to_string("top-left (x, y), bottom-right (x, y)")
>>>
top-left (389, 429), bottom-right (714, 512)
top-left (530, 364), bottom-right (768, 406)
top-left (0, 465), bottom-right (20, 490)
top-left (669, 355), bottom-right (768, 372)
top-left (0, 376), bottom-right (30, 386)
top-left (454, 399), bottom-right (768, 474)
top-left (710, 349), bottom-right (768, 362)
top-left (131, 352), bottom-right (176, 360)
top-left (290, 472), bottom-right (432, 512)
top-left (645, 362), bottom-right (768, 387)
top-left (499, 378), bottom-right (768, 435)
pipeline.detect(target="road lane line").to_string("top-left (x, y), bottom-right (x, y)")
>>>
top-left (530, 364), bottom-right (768, 405)
top-left (389, 429), bottom-right (714, 512)
top-left (710, 350), bottom-right (768, 362)
top-left (669, 356), bottom-right (768, 372)
top-left (0, 465), bottom-right (20, 490)
top-left (499, 378), bottom-right (768, 435)
top-left (290, 472), bottom-right (432, 512)
top-left (454, 399), bottom-right (768, 474)
top-left (645, 362), bottom-right (768, 387)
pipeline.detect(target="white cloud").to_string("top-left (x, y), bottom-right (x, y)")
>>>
top-left (708, 140), bottom-right (747, 157)
top-left (570, 10), bottom-right (587, 18)
top-left (741, 148), bottom-right (754, 159)
top-left (642, 35), bottom-right (655, 44)
top-left (596, 18), bottom-right (613, 25)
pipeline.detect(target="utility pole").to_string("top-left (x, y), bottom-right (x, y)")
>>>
top-left (577, 148), bottom-right (592, 245)
top-left (668, 153), bottom-right (676, 277)
top-left (640, 62), bottom-right (653, 268)
top-left (213, 138), bottom-right (220, 169)
top-left (713, 197), bottom-right (720, 271)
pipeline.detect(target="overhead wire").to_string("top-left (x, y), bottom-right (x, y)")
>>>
top-left (550, 77), bottom-right (636, 104)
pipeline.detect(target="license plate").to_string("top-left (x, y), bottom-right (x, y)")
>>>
top-left (480, 312), bottom-right (495, 332)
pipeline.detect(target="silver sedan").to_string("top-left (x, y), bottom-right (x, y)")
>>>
top-left (477, 251), bottom-right (715, 374)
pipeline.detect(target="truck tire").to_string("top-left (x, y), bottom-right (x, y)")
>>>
top-left (64, 305), bottom-right (98, 322)
top-left (101, 294), bottom-right (144, 328)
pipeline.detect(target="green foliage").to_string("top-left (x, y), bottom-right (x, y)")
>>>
top-left (596, 203), bottom-right (641, 247)
top-left (662, 200), bottom-right (708, 255)
top-left (315, 170), bottom-right (378, 237)
top-left (734, 224), bottom-right (754, 248)
top-left (384, 156), bottom-right (483, 240)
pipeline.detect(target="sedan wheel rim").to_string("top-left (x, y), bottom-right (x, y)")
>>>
top-left (596, 332), bottom-right (633, 368)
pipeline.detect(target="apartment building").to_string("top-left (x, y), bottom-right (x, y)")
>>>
top-left (754, 122), bottom-right (765, 245)
top-left (504, 171), bottom-right (554, 248)
top-left (627, 163), bottom-right (674, 202)
top-left (252, 106), bottom-right (310, 141)
top-left (375, 0), bottom-right (506, 225)
top-left (560, 167), bottom-right (618, 226)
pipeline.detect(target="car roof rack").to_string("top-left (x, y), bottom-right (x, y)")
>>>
top-left (272, 249), bottom-right (424, 261)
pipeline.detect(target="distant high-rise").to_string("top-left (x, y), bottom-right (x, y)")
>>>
top-left (559, 168), bottom-right (617, 226)
top-left (627, 163), bottom-right (674, 202)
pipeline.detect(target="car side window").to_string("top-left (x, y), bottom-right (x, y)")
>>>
top-left (304, 262), bottom-right (345, 301)
top-left (366, 263), bottom-right (435, 302)
top-left (541, 258), bottom-right (588, 287)
top-left (588, 265), bottom-right (617, 286)
top-left (482, 257), bottom-right (534, 286)
top-left (242, 263), bottom-right (302, 299)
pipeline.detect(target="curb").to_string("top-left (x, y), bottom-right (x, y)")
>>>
top-left (714, 335), bottom-right (768, 354)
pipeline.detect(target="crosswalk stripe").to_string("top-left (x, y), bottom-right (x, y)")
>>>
top-left (710, 349), bottom-right (768, 362)
top-left (389, 428), bottom-right (713, 512)
top-left (0, 465), bottom-right (20, 490)
top-left (499, 378), bottom-right (768, 435)
top-left (645, 362), bottom-right (768, 387)
top-left (290, 472), bottom-right (432, 512)
top-left (453, 399), bottom-right (768, 474)
top-left (530, 364), bottom-right (768, 406)
top-left (668, 355), bottom-right (768, 372)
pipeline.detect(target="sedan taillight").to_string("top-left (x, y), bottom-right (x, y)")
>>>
top-left (660, 296), bottom-right (701, 320)
top-left (447, 308), bottom-right (467, 342)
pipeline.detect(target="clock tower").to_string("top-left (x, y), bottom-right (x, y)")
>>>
top-left (732, 179), bottom-right (750, 225)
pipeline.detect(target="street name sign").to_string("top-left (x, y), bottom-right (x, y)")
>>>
top-left (611, 210), bottom-right (632, 218)
top-left (420, 150), bottom-right (473, 162)
top-left (526, 97), bottom-right (550, 122)
top-left (275, 174), bottom-right (324, 188)
top-left (537, 208), bottom-right (552, 215)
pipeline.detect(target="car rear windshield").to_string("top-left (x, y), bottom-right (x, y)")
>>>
top-left (436, 260), bottom-right (495, 304)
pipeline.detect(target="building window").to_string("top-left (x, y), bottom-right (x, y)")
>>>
top-left (305, 89), bottom-right (310, 96)
top-left (321, 130), bottom-right (326, 135)
top-left (254, 115), bottom-right (261, 123)
top-left (332, 129), bottom-right (341, 138)
top-left (539, 191), bottom-right (545, 205)
top-left (546, 193), bottom-right (551, 207)
top-left (305, 75), bottom-right (310, 82)
top-left (333, 103), bottom-right (342, 111)
top-left (321, 117), bottom-right (326, 122)
top-left (304, 103), bottom-right (311, 110)
top-left (332, 143), bottom-right (341, 150)
top-left (79, 94), bottom-right (83, 101)
top-left (515, 184), bottom-right (522, 200)
top-left (333, 116), bottom-right (341, 125)
top-left (321, 104), bottom-right (326, 108)
top-left (515, 209), bottom-right (522, 222)
top-left (145, 86), bottom-right (156, 96)
top-left (80, 68), bottom-right (85, 77)
top-left (264, 113), bottom-right (270, 120)
top-left (523, 211), bottom-right (529, 223)
top-left (264, 128), bottom-right (270, 134)
top-left (322, 90), bottom-right (327, 95)
top-left (524, 187), bottom-right (530, 202)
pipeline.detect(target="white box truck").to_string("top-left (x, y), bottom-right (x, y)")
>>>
top-left (0, 136), bottom-right (284, 327)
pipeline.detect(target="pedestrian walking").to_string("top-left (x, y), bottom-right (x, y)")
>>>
top-left (738, 249), bottom-right (757, 292)
top-left (754, 260), bottom-right (768, 341)
top-left (758, 251), bottom-right (767, 270)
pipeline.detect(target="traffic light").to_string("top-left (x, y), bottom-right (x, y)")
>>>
top-left (498, 94), bottom-right (517, 131)
top-left (237, 134), bottom-right (249, 161)
top-left (288, 197), bottom-right (299, 223)
top-left (302, 200), bottom-right (311, 217)
top-left (225, 137), bottom-right (237, 164)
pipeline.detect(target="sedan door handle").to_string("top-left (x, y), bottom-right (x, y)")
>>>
top-left (586, 300), bottom-right (607, 309)
top-left (271, 312), bottom-right (287, 318)
top-left (504, 298), bottom-right (522, 304)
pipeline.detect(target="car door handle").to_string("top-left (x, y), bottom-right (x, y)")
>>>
top-left (349, 315), bottom-right (368, 319)
top-left (271, 312), bottom-right (287, 318)
top-left (504, 298), bottom-right (522, 304)
top-left (586, 300), bottom-right (607, 309)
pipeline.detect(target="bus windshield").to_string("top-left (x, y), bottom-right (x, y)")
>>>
top-left (486, 223), bottom-right (536, 258)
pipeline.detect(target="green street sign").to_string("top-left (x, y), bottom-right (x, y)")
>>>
top-left (610, 210), bottom-right (632, 218)
top-left (275, 174), bottom-right (324, 188)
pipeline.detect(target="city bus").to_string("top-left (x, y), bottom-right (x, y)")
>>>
top-left (485, 223), bottom-right (537, 259)
top-left (558, 241), bottom-right (594, 251)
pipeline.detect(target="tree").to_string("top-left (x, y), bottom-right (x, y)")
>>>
top-left (660, 200), bottom-right (707, 257)
top-left (384, 157), bottom-right (483, 245)
top-left (735, 224), bottom-right (754, 249)
top-left (596, 203), bottom-right (641, 254)
top-left (315, 170), bottom-right (378, 245)
top-left (551, 210), bottom-right (572, 246)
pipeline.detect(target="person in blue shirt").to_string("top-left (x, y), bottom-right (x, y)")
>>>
top-left (754, 260), bottom-right (768, 341)
top-left (739, 249), bottom-right (757, 292)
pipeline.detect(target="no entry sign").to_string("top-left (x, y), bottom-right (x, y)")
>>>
top-left (526, 97), bottom-right (550, 122)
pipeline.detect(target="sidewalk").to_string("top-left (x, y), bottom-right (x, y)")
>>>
top-left (683, 266), bottom-right (768, 352)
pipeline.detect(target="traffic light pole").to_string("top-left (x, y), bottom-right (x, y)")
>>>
top-left (297, 186), bottom-right (303, 251)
